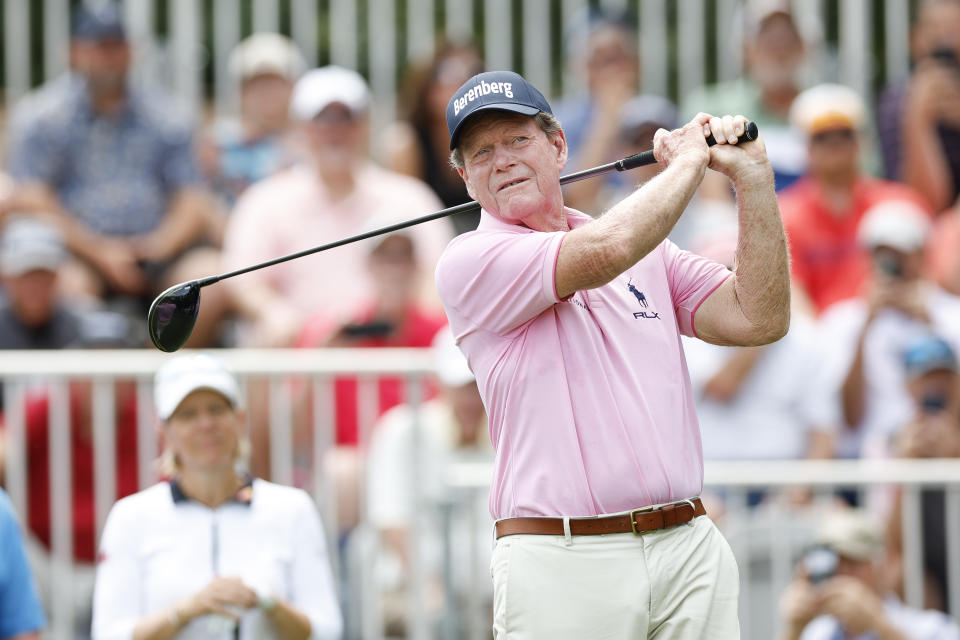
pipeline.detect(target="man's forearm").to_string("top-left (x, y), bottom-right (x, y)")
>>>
top-left (556, 155), bottom-right (706, 297)
top-left (729, 166), bottom-right (791, 341)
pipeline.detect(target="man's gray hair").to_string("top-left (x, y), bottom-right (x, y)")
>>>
top-left (449, 111), bottom-right (563, 170)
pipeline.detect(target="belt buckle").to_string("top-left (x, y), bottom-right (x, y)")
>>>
top-left (629, 505), bottom-right (655, 535)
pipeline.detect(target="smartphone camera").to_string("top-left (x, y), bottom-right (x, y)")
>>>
top-left (875, 253), bottom-right (904, 279)
top-left (803, 546), bottom-right (838, 585)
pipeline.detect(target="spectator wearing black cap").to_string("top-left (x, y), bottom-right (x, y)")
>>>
top-left (886, 334), bottom-right (960, 615)
top-left (3, 2), bottom-right (228, 347)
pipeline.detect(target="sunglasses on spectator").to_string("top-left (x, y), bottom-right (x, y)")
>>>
top-left (810, 128), bottom-right (855, 144)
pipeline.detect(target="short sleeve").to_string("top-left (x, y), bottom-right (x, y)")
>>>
top-left (435, 229), bottom-right (566, 336)
top-left (661, 240), bottom-right (731, 337)
top-left (288, 492), bottom-right (343, 640)
top-left (5, 109), bottom-right (65, 185)
top-left (0, 492), bottom-right (46, 637)
top-left (91, 500), bottom-right (143, 640)
top-left (158, 126), bottom-right (202, 191)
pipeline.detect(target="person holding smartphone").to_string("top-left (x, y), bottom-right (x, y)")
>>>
top-left (778, 509), bottom-right (959, 640)
top-left (817, 200), bottom-right (960, 461)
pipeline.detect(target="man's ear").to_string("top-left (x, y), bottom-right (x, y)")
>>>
top-left (458, 167), bottom-right (478, 201)
top-left (552, 130), bottom-right (568, 171)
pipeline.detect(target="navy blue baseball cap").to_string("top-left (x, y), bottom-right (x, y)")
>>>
top-left (904, 334), bottom-right (957, 379)
top-left (446, 71), bottom-right (553, 150)
top-left (72, 3), bottom-right (126, 42)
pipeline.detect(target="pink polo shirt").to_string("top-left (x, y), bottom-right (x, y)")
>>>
top-left (435, 208), bottom-right (730, 519)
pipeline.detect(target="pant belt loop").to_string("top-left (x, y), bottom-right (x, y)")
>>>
top-left (681, 499), bottom-right (697, 526)
top-left (562, 516), bottom-right (573, 546)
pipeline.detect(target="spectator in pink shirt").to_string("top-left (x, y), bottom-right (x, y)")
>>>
top-left (222, 65), bottom-right (451, 348)
top-left (436, 70), bottom-right (789, 638)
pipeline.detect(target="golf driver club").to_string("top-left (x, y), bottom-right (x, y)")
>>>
top-left (148, 121), bottom-right (759, 352)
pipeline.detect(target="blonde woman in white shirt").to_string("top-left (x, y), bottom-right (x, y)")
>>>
top-left (91, 354), bottom-right (342, 640)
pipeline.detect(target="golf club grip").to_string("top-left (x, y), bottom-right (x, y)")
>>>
top-left (616, 121), bottom-right (759, 172)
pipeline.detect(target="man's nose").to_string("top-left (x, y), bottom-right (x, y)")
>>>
top-left (492, 145), bottom-right (517, 170)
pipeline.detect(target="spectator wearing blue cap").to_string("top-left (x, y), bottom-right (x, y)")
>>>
top-left (886, 334), bottom-right (960, 615)
top-left (2, 2), bottom-right (228, 347)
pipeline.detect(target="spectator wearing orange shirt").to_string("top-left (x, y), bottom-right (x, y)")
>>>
top-left (780, 84), bottom-right (930, 315)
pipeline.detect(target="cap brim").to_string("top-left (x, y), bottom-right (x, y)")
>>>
top-left (449, 103), bottom-right (542, 150)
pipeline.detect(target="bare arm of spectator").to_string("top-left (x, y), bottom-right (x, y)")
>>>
top-left (842, 280), bottom-right (931, 428)
top-left (701, 346), bottom-right (766, 402)
top-left (901, 62), bottom-right (960, 211)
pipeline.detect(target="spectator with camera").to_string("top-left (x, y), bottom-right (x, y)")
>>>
top-left (878, 0), bottom-right (960, 212)
top-left (818, 200), bottom-right (960, 461)
top-left (886, 334), bottom-right (960, 614)
top-left (779, 509), bottom-right (959, 640)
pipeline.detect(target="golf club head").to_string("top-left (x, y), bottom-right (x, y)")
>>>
top-left (148, 280), bottom-right (202, 352)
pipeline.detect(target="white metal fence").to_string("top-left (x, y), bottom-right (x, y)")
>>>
top-left (1, 0), bottom-right (914, 137)
top-left (2, 349), bottom-right (960, 640)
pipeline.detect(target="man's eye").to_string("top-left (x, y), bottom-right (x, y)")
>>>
top-left (514, 136), bottom-right (527, 143)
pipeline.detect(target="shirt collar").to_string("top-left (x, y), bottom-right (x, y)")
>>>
top-left (477, 206), bottom-right (591, 232)
top-left (169, 473), bottom-right (255, 506)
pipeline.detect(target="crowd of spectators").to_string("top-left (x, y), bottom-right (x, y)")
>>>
top-left (1, 0), bottom-right (960, 638)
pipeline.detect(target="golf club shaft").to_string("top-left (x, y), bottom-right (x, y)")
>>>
top-left (197, 122), bottom-right (758, 288)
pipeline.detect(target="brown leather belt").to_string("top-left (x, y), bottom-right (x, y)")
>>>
top-left (495, 498), bottom-right (706, 539)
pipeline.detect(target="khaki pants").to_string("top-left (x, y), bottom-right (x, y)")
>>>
top-left (490, 515), bottom-right (740, 639)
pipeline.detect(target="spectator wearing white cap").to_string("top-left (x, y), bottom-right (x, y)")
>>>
top-left (779, 508), bottom-right (960, 640)
top-left (92, 353), bottom-right (343, 640)
top-left (363, 327), bottom-right (491, 635)
top-left (199, 33), bottom-right (307, 211)
top-left (817, 199), bottom-right (960, 460)
top-left (222, 65), bottom-right (452, 350)
top-left (779, 83), bottom-right (931, 316)
top-left (0, 217), bottom-right (84, 351)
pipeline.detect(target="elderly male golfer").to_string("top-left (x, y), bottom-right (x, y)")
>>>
top-left (436, 71), bottom-right (789, 638)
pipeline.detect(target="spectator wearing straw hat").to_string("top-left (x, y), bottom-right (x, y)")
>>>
top-left (779, 508), bottom-right (959, 640)
top-left (780, 84), bottom-right (931, 316)
top-left (199, 33), bottom-right (307, 211)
